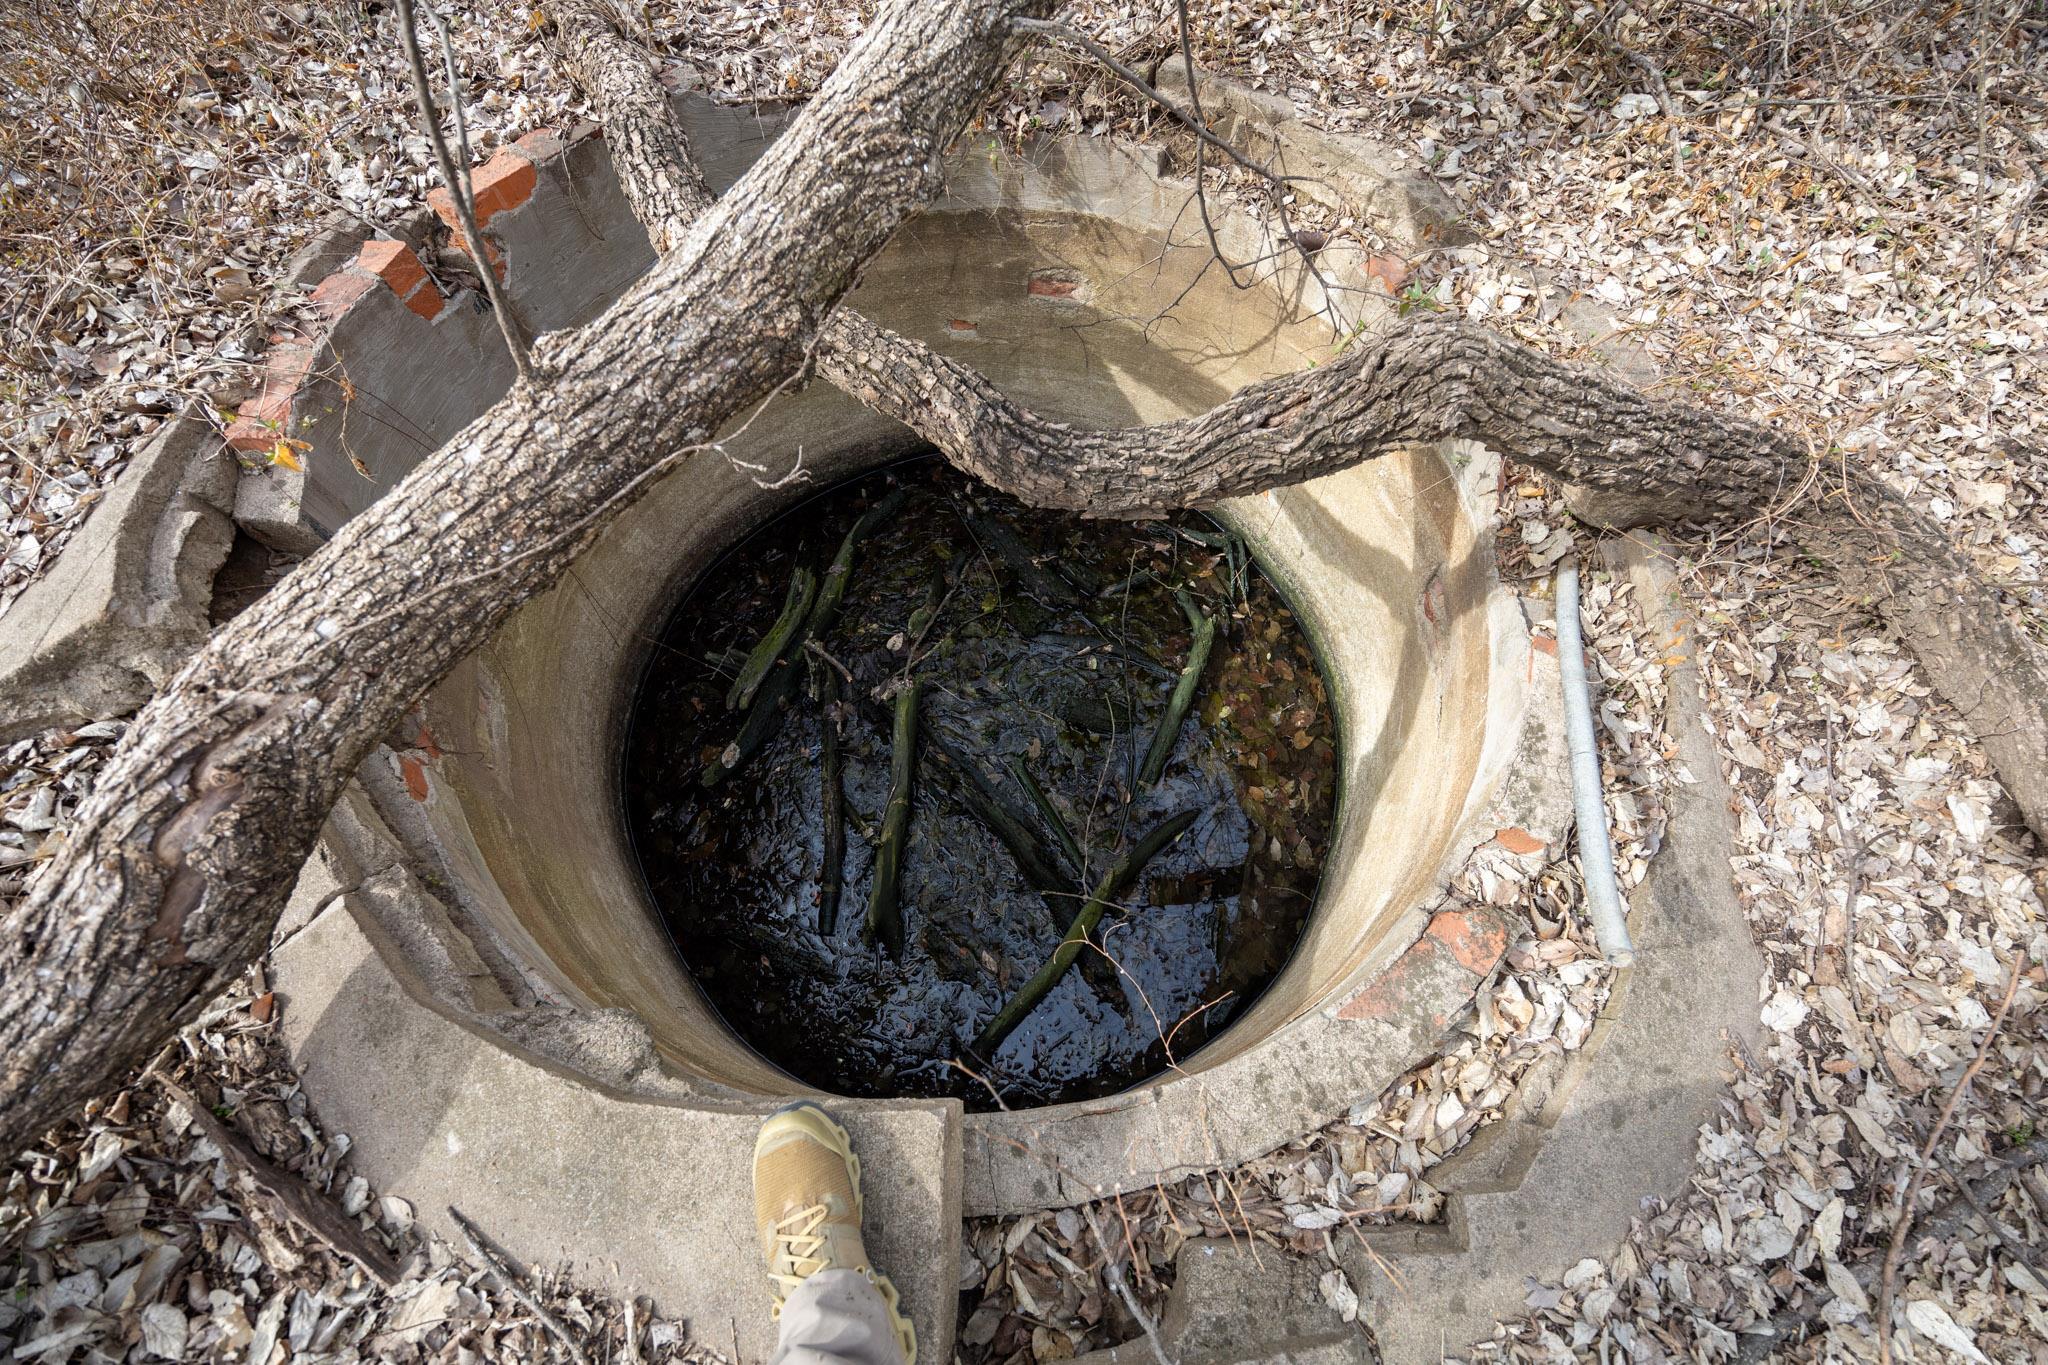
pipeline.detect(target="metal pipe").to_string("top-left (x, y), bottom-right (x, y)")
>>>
top-left (1555, 559), bottom-right (1637, 967)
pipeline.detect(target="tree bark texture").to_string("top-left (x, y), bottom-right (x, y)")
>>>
top-left (0, 0), bottom-right (1058, 1159)
top-left (559, 4), bottom-right (2048, 845)
top-left (551, 0), bottom-right (715, 250)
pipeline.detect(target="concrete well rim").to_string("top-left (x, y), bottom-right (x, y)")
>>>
top-left (258, 104), bottom-right (1568, 1221)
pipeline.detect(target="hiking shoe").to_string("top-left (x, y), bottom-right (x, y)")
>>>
top-left (753, 1101), bottom-right (917, 1364)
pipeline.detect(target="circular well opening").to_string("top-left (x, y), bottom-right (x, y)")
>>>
top-left (400, 183), bottom-right (1515, 1208)
top-left (621, 455), bottom-right (1341, 1110)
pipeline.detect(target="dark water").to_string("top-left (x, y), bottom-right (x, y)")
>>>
top-left (622, 458), bottom-right (1338, 1110)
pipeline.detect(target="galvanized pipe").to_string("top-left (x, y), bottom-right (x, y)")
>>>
top-left (1555, 559), bottom-right (1637, 966)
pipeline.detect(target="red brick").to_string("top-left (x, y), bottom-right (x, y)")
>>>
top-left (1334, 970), bottom-right (1412, 1025)
top-left (399, 282), bottom-right (444, 319)
top-left (1494, 826), bottom-right (1546, 856)
top-left (225, 344), bottom-right (317, 452)
top-left (512, 126), bottom-right (567, 163)
top-left (1531, 635), bottom-right (1559, 656)
top-left (353, 240), bottom-right (446, 320)
top-left (1428, 907), bottom-right (1510, 976)
top-left (358, 239), bottom-right (428, 296)
top-left (310, 267), bottom-right (377, 319)
top-left (1364, 254), bottom-right (1411, 292)
top-left (1027, 273), bottom-right (1080, 297)
top-left (399, 754), bottom-right (431, 802)
top-left (425, 148), bottom-right (536, 231)
top-left (1335, 907), bottom-right (1508, 1027)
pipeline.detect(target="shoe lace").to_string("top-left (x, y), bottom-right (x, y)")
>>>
top-left (768, 1203), bottom-right (832, 1302)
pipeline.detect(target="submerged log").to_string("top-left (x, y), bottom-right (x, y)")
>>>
top-left (923, 728), bottom-right (1073, 905)
top-left (970, 806), bottom-right (1199, 1058)
top-left (818, 664), bottom-right (846, 936)
top-left (728, 564), bottom-right (817, 710)
top-left (815, 487), bottom-right (912, 630)
top-left (1136, 591), bottom-right (1217, 786)
top-left (1007, 755), bottom-right (1087, 879)
top-left (864, 681), bottom-right (922, 956)
top-left (965, 511), bottom-right (1084, 607)
top-left (703, 489), bottom-right (911, 788)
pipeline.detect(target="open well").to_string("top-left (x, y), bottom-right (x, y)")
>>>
top-left (261, 103), bottom-right (1547, 1229)
top-left (622, 456), bottom-right (1340, 1110)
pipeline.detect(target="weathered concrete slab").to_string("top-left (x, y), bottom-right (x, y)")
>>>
top-left (1338, 537), bottom-right (1763, 1364)
top-left (1069, 1240), bottom-right (1373, 1365)
top-left (272, 896), bottom-right (962, 1363)
top-left (230, 96), bottom-right (793, 554)
top-left (0, 416), bottom-right (233, 741)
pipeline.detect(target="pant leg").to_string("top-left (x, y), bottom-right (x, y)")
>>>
top-left (768, 1269), bottom-right (909, 1365)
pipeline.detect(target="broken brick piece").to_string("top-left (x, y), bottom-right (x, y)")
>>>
top-left (512, 126), bottom-right (568, 164)
top-left (309, 268), bottom-right (378, 319)
top-left (225, 344), bottom-right (318, 452)
top-left (1335, 907), bottom-right (1511, 1030)
top-left (1026, 273), bottom-right (1081, 298)
top-left (1428, 906), bottom-right (1511, 976)
top-left (353, 240), bottom-right (445, 320)
top-left (358, 239), bottom-right (429, 296)
top-left (425, 148), bottom-right (537, 231)
top-left (399, 754), bottom-right (431, 802)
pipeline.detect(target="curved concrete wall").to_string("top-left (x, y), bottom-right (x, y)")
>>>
top-left (408, 147), bottom-right (1505, 1114)
top-left (259, 98), bottom-right (1551, 1220)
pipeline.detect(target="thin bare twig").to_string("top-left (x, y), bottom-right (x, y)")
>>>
top-left (1077, 1201), bottom-right (1176, 1365)
top-left (1876, 951), bottom-right (2028, 1364)
top-left (449, 1205), bottom-right (593, 1365)
top-left (156, 1076), bottom-right (402, 1287)
top-left (392, 0), bottom-right (535, 386)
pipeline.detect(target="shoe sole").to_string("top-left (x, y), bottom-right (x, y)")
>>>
top-left (759, 1101), bottom-right (920, 1365)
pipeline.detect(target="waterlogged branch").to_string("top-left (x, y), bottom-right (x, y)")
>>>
top-left (864, 681), bottom-right (922, 957)
top-left (971, 807), bottom-right (1200, 1058)
top-left (394, 0), bottom-right (534, 384)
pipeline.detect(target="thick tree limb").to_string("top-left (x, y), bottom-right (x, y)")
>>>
top-left (550, 0), bottom-right (714, 248)
top-left (556, 5), bottom-right (2048, 843)
top-left (0, 0), bottom-right (1057, 1159)
top-left (822, 307), bottom-right (2048, 845)
top-left (10, 0), bottom-right (2042, 1166)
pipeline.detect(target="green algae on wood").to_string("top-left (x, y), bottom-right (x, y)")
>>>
top-left (863, 681), bottom-right (921, 957)
top-left (727, 564), bottom-right (817, 710)
top-left (970, 807), bottom-right (1200, 1059)
top-left (1137, 591), bottom-right (1217, 787)
top-left (818, 663), bottom-right (847, 935)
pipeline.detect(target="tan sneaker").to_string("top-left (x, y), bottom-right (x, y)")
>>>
top-left (753, 1102), bottom-right (917, 1364)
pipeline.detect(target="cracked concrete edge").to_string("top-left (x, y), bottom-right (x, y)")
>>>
top-left (285, 776), bottom-right (741, 1106)
top-left (228, 97), bottom-right (752, 554)
top-left (269, 875), bottom-right (964, 1363)
top-left (1324, 531), bottom-right (1764, 1365)
top-left (348, 747), bottom-right (563, 1012)
top-left (0, 415), bottom-right (235, 742)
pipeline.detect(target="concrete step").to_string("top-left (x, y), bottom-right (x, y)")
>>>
top-left (272, 897), bottom-right (962, 1363)
top-left (1069, 1240), bottom-right (1374, 1365)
